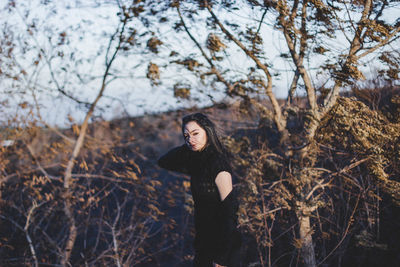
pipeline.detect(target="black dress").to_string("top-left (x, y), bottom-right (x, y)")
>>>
top-left (158, 144), bottom-right (241, 267)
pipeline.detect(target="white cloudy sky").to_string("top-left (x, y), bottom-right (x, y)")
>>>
top-left (0, 0), bottom-right (398, 127)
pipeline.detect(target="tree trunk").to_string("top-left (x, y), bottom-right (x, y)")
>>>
top-left (297, 206), bottom-right (317, 267)
top-left (61, 199), bottom-right (77, 267)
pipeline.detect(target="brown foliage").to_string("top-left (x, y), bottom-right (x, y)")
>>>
top-left (223, 86), bottom-right (400, 266)
top-left (0, 120), bottom-right (170, 266)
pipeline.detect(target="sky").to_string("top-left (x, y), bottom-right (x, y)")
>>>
top-left (1, 1), bottom-right (230, 127)
top-left (0, 0), bottom-right (399, 128)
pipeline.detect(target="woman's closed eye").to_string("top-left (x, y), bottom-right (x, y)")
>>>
top-left (185, 132), bottom-right (198, 140)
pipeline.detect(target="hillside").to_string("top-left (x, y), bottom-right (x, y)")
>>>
top-left (1, 86), bottom-right (399, 266)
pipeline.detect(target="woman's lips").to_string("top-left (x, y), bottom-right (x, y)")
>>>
top-left (189, 144), bottom-right (198, 150)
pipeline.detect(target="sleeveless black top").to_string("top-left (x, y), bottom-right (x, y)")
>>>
top-left (158, 144), bottom-right (241, 265)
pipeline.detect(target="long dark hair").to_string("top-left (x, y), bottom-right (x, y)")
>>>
top-left (182, 113), bottom-right (226, 155)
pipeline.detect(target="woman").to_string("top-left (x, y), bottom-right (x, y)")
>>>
top-left (158, 113), bottom-right (241, 267)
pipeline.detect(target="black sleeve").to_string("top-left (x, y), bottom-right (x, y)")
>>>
top-left (157, 144), bottom-right (191, 174)
top-left (214, 189), bottom-right (242, 266)
top-left (211, 155), bottom-right (232, 180)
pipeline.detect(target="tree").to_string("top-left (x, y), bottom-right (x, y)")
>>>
top-left (0, 1), bottom-right (171, 266)
top-left (162, 0), bottom-right (400, 266)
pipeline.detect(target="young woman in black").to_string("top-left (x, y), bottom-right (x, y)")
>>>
top-left (158, 113), bottom-right (241, 267)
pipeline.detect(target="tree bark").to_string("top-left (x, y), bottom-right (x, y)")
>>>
top-left (61, 200), bottom-right (77, 267)
top-left (296, 202), bottom-right (317, 267)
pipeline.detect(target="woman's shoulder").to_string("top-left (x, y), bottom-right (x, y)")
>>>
top-left (206, 148), bottom-right (232, 173)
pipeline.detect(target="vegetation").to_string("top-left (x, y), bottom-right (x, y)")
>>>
top-left (0, 0), bottom-right (399, 266)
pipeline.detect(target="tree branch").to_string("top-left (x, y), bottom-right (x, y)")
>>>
top-left (277, 0), bottom-right (318, 113)
top-left (205, 0), bottom-right (286, 133)
top-left (61, 13), bottom-right (129, 267)
top-left (355, 26), bottom-right (400, 60)
top-left (323, 0), bottom-right (373, 112)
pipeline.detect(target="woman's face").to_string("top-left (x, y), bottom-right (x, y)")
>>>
top-left (183, 121), bottom-right (208, 151)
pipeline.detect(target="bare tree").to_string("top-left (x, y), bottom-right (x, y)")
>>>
top-left (0, 1), bottom-right (172, 266)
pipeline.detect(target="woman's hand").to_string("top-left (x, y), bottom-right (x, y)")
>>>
top-left (214, 264), bottom-right (226, 267)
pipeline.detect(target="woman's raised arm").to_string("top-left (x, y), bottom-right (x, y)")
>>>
top-left (157, 144), bottom-right (190, 174)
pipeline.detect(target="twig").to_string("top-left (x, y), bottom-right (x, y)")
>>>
top-left (317, 193), bottom-right (361, 266)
